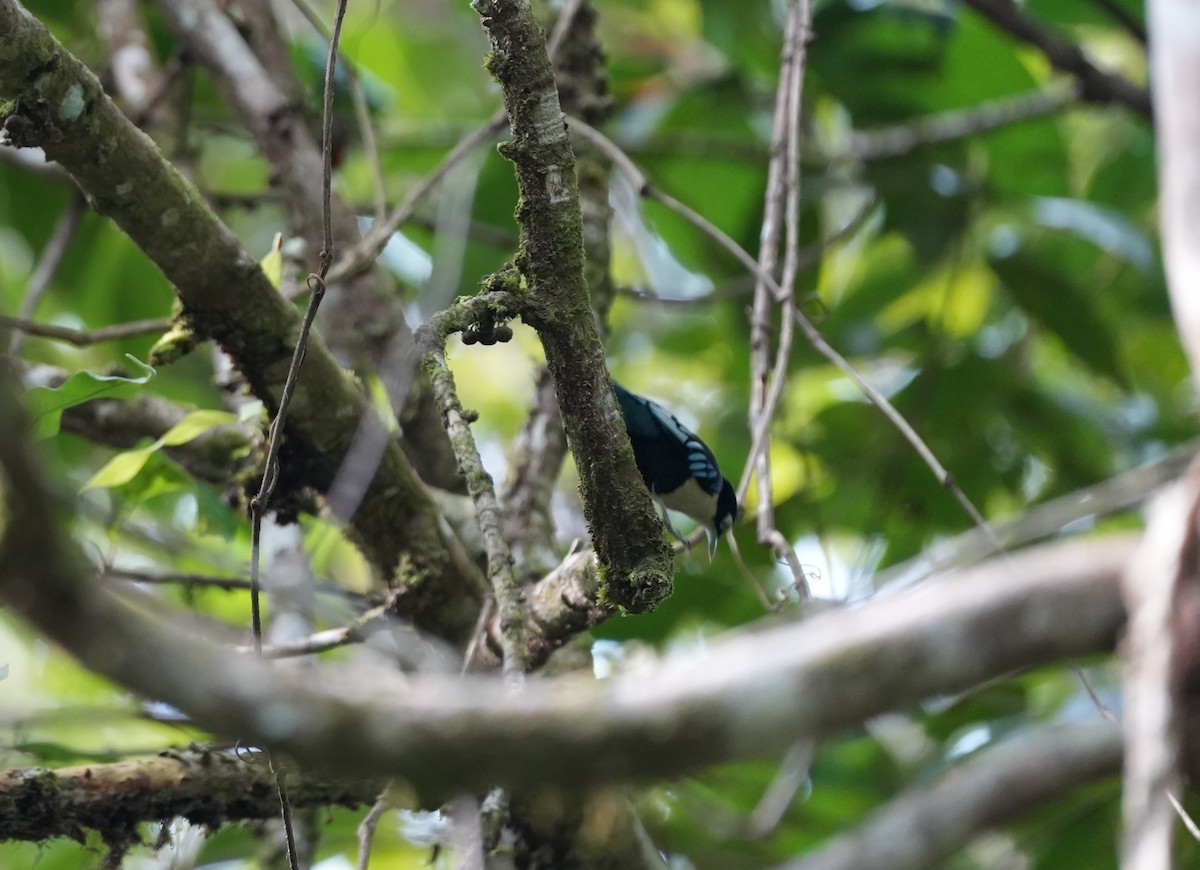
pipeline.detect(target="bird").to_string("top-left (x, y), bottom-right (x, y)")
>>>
top-left (613, 381), bottom-right (738, 557)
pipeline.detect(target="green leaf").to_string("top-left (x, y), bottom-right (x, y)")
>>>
top-left (82, 409), bottom-right (237, 491)
top-left (260, 232), bottom-right (284, 288)
top-left (160, 410), bottom-right (239, 446)
top-left (82, 445), bottom-right (157, 490)
top-left (27, 355), bottom-right (156, 438)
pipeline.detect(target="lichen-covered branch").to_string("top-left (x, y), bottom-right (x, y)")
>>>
top-left (0, 380), bottom-right (1133, 800)
top-left (416, 293), bottom-right (530, 680)
top-left (0, 0), bottom-right (483, 641)
top-left (470, 0), bottom-right (674, 612)
top-left (0, 748), bottom-right (382, 844)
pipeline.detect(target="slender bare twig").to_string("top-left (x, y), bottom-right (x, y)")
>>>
top-left (287, 0), bottom-right (389, 222)
top-left (356, 782), bottom-right (393, 870)
top-left (271, 758), bottom-right (300, 870)
top-left (960, 0), bottom-right (1151, 118)
top-left (8, 195), bottom-right (86, 355)
top-left (239, 4), bottom-right (348, 863)
top-left (874, 439), bottom-right (1200, 594)
top-left (1, 313), bottom-right (169, 348)
top-left (566, 114), bottom-right (1005, 563)
top-left (234, 591), bottom-right (403, 659)
top-left (847, 84), bottom-right (1080, 161)
top-left (746, 0), bottom-right (811, 593)
top-left (106, 568), bottom-right (258, 592)
top-left (248, 0), bottom-right (347, 655)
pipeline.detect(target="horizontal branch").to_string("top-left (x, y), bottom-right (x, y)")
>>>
top-left (0, 313), bottom-right (169, 347)
top-left (0, 396), bottom-right (1135, 801)
top-left (0, 748), bottom-right (382, 843)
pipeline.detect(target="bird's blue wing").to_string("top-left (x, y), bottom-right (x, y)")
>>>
top-left (641, 396), bottom-right (724, 498)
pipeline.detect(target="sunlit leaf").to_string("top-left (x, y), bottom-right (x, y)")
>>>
top-left (27, 355), bottom-right (156, 439)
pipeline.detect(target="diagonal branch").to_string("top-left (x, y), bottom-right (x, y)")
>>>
top-left (780, 722), bottom-right (1122, 870)
top-left (471, 0), bottom-right (674, 612)
top-left (960, 0), bottom-right (1151, 118)
top-left (0, 0), bottom-right (484, 641)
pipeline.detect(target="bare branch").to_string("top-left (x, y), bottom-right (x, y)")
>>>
top-left (417, 303), bottom-right (530, 681)
top-left (8, 194), bottom-right (85, 356)
top-left (875, 440), bottom-right (1200, 592)
top-left (847, 84), bottom-right (1080, 162)
top-left (1, 313), bottom-right (169, 348)
top-left (960, 0), bottom-right (1151, 118)
top-left (747, 0), bottom-right (812, 592)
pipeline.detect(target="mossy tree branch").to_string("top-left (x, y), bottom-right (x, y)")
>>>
top-left (416, 290), bottom-right (530, 678)
top-left (470, 0), bottom-right (673, 611)
top-left (0, 749), bottom-right (382, 845)
top-left (0, 372), bottom-right (1132, 801)
top-left (0, 0), bottom-right (483, 642)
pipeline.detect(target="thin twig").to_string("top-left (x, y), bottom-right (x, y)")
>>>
top-left (8, 195), bottom-right (86, 355)
top-left (846, 84), bottom-right (1079, 162)
top-left (0, 314), bottom-right (169, 348)
top-left (241, 5), bottom-right (349, 865)
top-left (105, 568), bottom-right (257, 592)
top-left (272, 759), bottom-right (301, 870)
top-left (567, 114), bottom-right (1006, 563)
top-left (356, 782), bottom-right (393, 870)
top-left (248, 0), bottom-right (347, 654)
top-left (235, 590), bottom-right (402, 658)
top-left (287, 0), bottom-right (389, 222)
top-left (747, 0), bottom-right (811, 595)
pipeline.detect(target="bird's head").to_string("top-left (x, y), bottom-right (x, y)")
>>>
top-left (707, 478), bottom-right (739, 558)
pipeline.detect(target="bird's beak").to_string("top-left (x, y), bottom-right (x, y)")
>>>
top-left (706, 526), bottom-right (719, 560)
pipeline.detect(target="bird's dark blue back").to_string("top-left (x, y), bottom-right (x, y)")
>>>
top-left (614, 382), bottom-right (723, 498)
